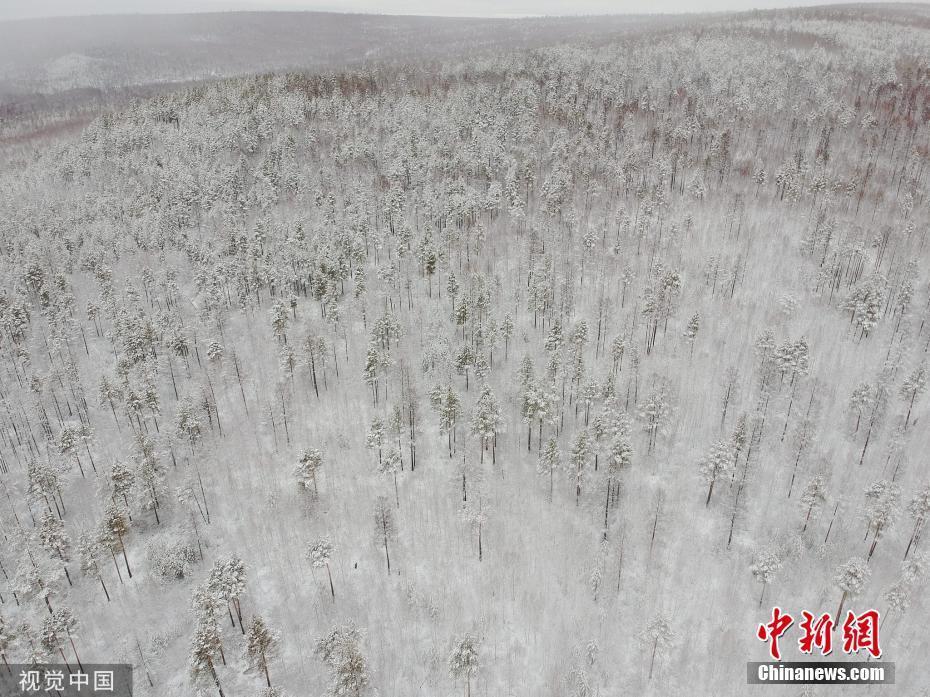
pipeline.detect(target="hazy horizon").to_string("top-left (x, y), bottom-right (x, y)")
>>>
top-left (0, 0), bottom-right (919, 22)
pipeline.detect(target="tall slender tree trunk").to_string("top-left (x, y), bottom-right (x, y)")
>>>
top-left (836, 590), bottom-right (848, 621)
top-left (117, 533), bottom-right (132, 578)
top-left (326, 562), bottom-right (335, 600)
top-left (69, 635), bottom-right (84, 672)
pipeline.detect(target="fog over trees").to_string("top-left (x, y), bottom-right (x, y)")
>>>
top-left (0, 3), bottom-right (929, 695)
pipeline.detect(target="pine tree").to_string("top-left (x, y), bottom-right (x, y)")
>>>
top-left (698, 439), bottom-right (733, 506)
top-left (799, 475), bottom-right (827, 532)
top-left (27, 460), bottom-right (62, 519)
top-left (174, 396), bottom-right (203, 451)
top-left (470, 384), bottom-right (502, 464)
top-left (14, 550), bottom-right (53, 615)
top-left (833, 557), bottom-right (870, 619)
top-left (638, 379), bottom-right (672, 453)
top-left (378, 447), bottom-right (403, 507)
top-left (863, 480), bottom-right (901, 561)
top-left (134, 434), bottom-right (165, 524)
top-left (99, 501), bottom-right (132, 579)
top-left (603, 434), bottom-right (633, 535)
top-left (373, 496), bottom-right (396, 573)
top-left (190, 620), bottom-right (225, 697)
top-left (849, 383), bottom-right (872, 432)
top-left (750, 547), bottom-right (783, 606)
top-left (316, 624), bottom-right (369, 697)
top-left (904, 483), bottom-right (930, 559)
top-left (500, 315), bottom-right (514, 360)
top-left (537, 437), bottom-right (561, 503)
top-left (365, 417), bottom-right (385, 465)
top-left (610, 335), bottom-right (625, 375)
top-left (295, 448), bottom-right (323, 496)
top-left (38, 510), bottom-right (72, 586)
top-left (882, 554), bottom-right (927, 622)
top-left (208, 556), bottom-right (247, 632)
top-left (307, 538), bottom-right (336, 600)
top-left (270, 300), bottom-right (289, 344)
top-left (448, 633), bottom-right (480, 697)
top-left (245, 615), bottom-right (278, 688)
top-left (570, 429), bottom-right (592, 505)
top-left (639, 614), bottom-right (676, 680)
top-left (77, 533), bottom-right (109, 602)
top-left (44, 608), bottom-right (81, 670)
top-left (683, 313), bottom-right (700, 357)
top-left (439, 386), bottom-right (462, 458)
top-left (107, 461), bottom-right (136, 514)
top-left (899, 365), bottom-right (926, 430)
top-left (40, 613), bottom-right (69, 668)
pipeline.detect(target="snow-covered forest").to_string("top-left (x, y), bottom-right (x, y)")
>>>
top-left (0, 4), bottom-right (929, 696)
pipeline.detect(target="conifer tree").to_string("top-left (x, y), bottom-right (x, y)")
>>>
top-left (698, 439), bottom-right (733, 506)
top-left (639, 614), bottom-right (676, 680)
top-left (904, 483), bottom-right (930, 559)
top-left (295, 448), bottom-right (323, 496)
top-left (190, 620), bottom-right (226, 697)
top-left (537, 437), bottom-right (561, 503)
top-left (799, 475), bottom-right (827, 532)
top-left (864, 480), bottom-right (901, 561)
top-left (750, 547), bottom-right (783, 606)
top-left (308, 538), bottom-right (336, 600)
top-left (245, 615), bottom-right (278, 688)
top-left (449, 633), bottom-right (480, 697)
top-left (899, 365), bottom-right (926, 430)
top-left (365, 417), bottom-right (385, 465)
top-left (470, 384), bottom-right (502, 464)
top-left (833, 557), bottom-right (870, 619)
top-left (570, 429), bottom-right (592, 505)
top-left (77, 533), bottom-right (109, 602)
top-left (316, 624), bottom-right (369, 697)
top-left (38, 510), bottom-right (72, 586)
top-left (99, 501), bottom-right (132, 579)
top-left (373, 496), bottom-right (396, 573)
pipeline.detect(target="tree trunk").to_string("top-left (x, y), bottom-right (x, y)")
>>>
top-left (69, 635), bottom-right (84, 672)
top-left (603, 479), bottom-right (611, 540)
top-left (118, 533), bottom-right (132, 578)
top-left (234, 598), bottom-right (244, 635)
top-left (210, 662), bottom-right (225, 697)
top-left (705, 478), bottom-right (715, 506)
top-left (904, 521), bottom-right (922, 559)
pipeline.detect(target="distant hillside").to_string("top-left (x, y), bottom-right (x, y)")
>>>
top-left (0, 11), bottom-right (672, 98)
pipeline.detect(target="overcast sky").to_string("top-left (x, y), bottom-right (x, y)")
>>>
top-left (0, 0), bottom-right (914, 21)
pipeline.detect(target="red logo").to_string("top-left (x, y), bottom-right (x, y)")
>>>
top-left (757, 608), bottom-right (881, 660)
top-left (841, 610), bottom-right (881, 658)
top-left (756, 607), bottom-right (793, 660)
top-left (798, 611), bottom-right (834, 655)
